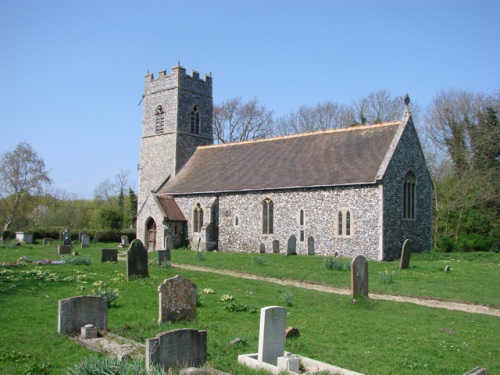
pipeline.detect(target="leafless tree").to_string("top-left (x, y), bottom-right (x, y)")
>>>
top-left (94, 179), bottom-right (116, 204)
top-left (349, 90), bottom-right (407, 125)
top-left (0, 142), bottom-right (52, 231)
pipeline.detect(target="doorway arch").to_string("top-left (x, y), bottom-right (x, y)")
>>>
top-left (145, 217), bottom-right (156, 251)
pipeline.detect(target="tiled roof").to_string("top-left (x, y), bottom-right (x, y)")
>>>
top-left (157, 196), bottom-right (186, 221)
top-left (159, 122), bottom-right (401, 195)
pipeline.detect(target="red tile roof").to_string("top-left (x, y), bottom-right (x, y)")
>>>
top-left (158, 122), bottom-right (401, 195)
top-left (157, 196), bottom-right (186, 221)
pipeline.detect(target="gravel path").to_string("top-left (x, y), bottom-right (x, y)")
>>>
top-left (172, 263), bottom-right (500, 317)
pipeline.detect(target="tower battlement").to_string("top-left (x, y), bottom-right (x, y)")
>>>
top-left (145, 65), bottom-right (212, 85)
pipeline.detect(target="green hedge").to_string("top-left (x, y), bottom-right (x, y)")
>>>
top-left (17, 228), bottom-right (137, 243)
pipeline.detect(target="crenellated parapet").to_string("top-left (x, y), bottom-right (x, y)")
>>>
top-left (144, 65), bottom-right (212, 96)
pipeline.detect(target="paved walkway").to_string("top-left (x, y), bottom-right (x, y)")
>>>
top-left (173, 263), bottom-right (500, 317)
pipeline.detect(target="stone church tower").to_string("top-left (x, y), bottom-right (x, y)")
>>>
top-left (137, 65), bottom-right (213, 250)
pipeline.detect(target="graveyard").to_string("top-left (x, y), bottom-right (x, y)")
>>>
top-left (0, 240), bottom-right (498, 374)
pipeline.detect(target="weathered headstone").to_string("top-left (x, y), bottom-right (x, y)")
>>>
top-left (463, 367), bottom-right (488, 375)
top-left (307, 236), bottom-right (315, 255)
top-left (101, 249), bottom-right (118, 262)
top-left (58, 245), bottom-right (72, 255)
top-left (286, 235), bottom-right (296, 256)
top-left (146, 329), bottom-right (207, 372)
top-left (351, 255), bottom-right (368, 298)
top-left (120, 235), bottom-right (129, 248)
top-left (399, 239), bottom-right (412, 270)
top-left (258, 306), bottom-right (287, 365)
top-left (126, 239), bottom-right (149, 280)
top-left (57, 296), bottom-right (107, 334)
top-left (259, 243), bottom-right (265, 254)
top-left (158, 275), bottom-right (197, 324)
top-left (164, 235), bottom-right (173, 250)
top-left (93, 231), bottom-right (100, 243)
top-left (81, 234), bottom-right (90, 249)
top-left (272, 240), bottom-right (280, 254)
top-left (158, 250), bottom-right (171, 266)
top-left (63, 229), bottom-right (71, 245)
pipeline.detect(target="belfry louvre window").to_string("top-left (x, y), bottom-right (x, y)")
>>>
top-left (262, 198), bottom-right (274, 235)
top-left (403, 171), bottom-right (416, 219)
top-left (190, 106), bottom-right (200, 134)
top-left (155, 105), bottom-right (165, 134)
top-left (193, 203), bottom-right (204, 233)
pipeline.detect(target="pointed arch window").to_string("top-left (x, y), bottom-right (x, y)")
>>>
top-left (403, 171), bottom-right (416, 220)
top-left (262, 198), bottom-right (274, 235)
top-left (338, 211), bottom-right (343, 236)
top-left (337, 209), bottom-right (353, 238)
top-left (155, 105), bottom-right (165, 134)
top-left (193, 203), bottom-right (204, 233)
top-left (190, 105), bottom-right (200, 134)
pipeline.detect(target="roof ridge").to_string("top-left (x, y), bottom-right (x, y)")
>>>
top-left (201, 121), bottom-right (401, 149)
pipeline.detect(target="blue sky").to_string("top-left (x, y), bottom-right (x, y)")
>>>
top-left (0, 0), bottom-right (498, 199)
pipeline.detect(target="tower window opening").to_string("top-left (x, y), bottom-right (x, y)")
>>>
top-left (191, 106), bottom-right (200, 134)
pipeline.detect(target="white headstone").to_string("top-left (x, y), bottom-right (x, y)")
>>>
top-left (257, 306), bottom-right (287, 365)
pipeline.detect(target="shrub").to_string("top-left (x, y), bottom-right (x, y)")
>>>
top-left (322, 257), bottom-right (350, 271)
top-left (378, 270), bottom-right (395, 284)
top-left (280, 291), bottom-right (294, 306)
top-left (62, 256), bottom-right (92, 266)
top-left (90, 288), bottom-right (120, 307)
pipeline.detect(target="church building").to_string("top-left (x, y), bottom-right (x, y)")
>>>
top-left (136, 65), bottom-right (433, 261)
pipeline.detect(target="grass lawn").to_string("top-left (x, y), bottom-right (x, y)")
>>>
top-left (0, 242), bottom-right (499, 374)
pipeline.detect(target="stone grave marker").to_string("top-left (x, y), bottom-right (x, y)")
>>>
top-left (158, 275), bottom-right (197, 324)
top-left (81, 234), bottom-right (90, 249)
top-left (58, 296), bottom-right (107, 334)
top-left (286, 235), bottom-right (296, 256)
top-left (158, 250), bottom-right (171, 266)
top-left (63, 229), bottom-right (72, 245)
top-left (272, 240), bottom-right (280, 254)
top-left (258, 306), bottom-right (287, 365)
top-left (307, 236), bottom-right (315, 255)
top-left (146, 328), bottom-right (207, 372)
top-left (78, 230), bottom-right (85, 242)
top-left (93, 231), bottom-right (100, 243)
top-left (164, 235), bottom-right (173, 250)
top-left (399, 239), bottom-right (412, 270)
top-left (351, 255), bottom-right (368, 298)
top-left (126, 239), bottom-right (149, 280)
top-left (463, 367), bottom-right (488, 375)
top-left (120, 235), bottom-right (129, 248)
top-left (259, 243), bottom-right (265, 253)
top-left (58, 245), bottom-right (72, 254)
top-left (101, 249), bottom-right (118, 262)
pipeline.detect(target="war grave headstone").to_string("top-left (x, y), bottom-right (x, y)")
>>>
top-left (307, 236), bottom-right (315, 255)
top-left (259, 243), bottom-right (265, 254)
top-left (63, 229), bottom-right (72, 245)
top-left (58, 245), bottom-right (72, 255)
top-left (158, 250), bottom-right (171, 266)
top-left (286, 235), bottom-right (296, 256)
top-left (81, 234), bottom-right (90, 249)
top-left (126, 239), bottom-right (149, 280)
top-left (399, 239), bottom-right (412, 270)
top-left (351, 255), bottom-right (368, 298)
top-left (272, 240), bottom-right (279, 254)
top-left (258, 306), bottom-right (287, 365)
top-left (164, 235), bottom-right (173, 250)
top-left (158, 275), bottom-right (197, 324)
top-left (102, 249), bottom-right (118, 262)
top-left (146, 328), bottom-right (207, 372)
top-left (58, 296), bottom-right (107, 334)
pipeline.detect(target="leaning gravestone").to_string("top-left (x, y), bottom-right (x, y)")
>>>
top-left (57, 296), bottom-right (107, 334)
top-left (307, 236), bottom-right (315, 255)
top-left (259, 243), bottom-right (265, 254)
top-left (164, 235), bottom-right (173, 250)
top-left (126, 239), bottom-right (149, 280)
top-left (286, 235), bottom-right (296, 256)
top-left (158, 250), bottom-right (171, 266)
top-left (101, 249), bottom-right (118, 262)
top-left (272, 240), bottom-right (280, 254)
top-left (351, 255), bottom-right (368, 298)
top-left (258, 306), bottom-right (287, 365)
top-left (399, 239), bottom-right (412, 270)
top-left (146, 329), bottom-right (207, 372)
top-left (158, 275), bottom-right (197, 324)
top-left (81, 234), bottom-right (90, 249)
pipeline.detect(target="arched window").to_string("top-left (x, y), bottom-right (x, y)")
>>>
top-left (338, 211), bottom-right (343, 236)
top-left (346, 210), bottom-right (351, 236)
top-left (403, 172), bottom-right (416, 219)
top-left (262, 198), bottom-right (274, 235)
top-left (298, 209), bottom-right (305, 242)
top-left (337, 209), bottom-right (353, 237)
top-left (155, 105), bottom-right (165, 134)
top-left (234, 215), bottom-right (239, 227)
top-left (190, 105), bottom-right (200, 134)
top-left (299, 209), bottom-right (304, 226)
top-left (193, 203), bottom-right (204, 233)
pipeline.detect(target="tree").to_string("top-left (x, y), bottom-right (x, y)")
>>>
top-left (213, 97), bottom-right (274, 143)
top-left (348, 90), bottom-right (404, 125)
top-left (0, 142), bottom-right (52, 231)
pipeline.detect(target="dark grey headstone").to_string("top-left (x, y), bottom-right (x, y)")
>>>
top-left (158, 250), bottom-right (171, 265)
top-left (146, 329), bottom-right (207, 372)
top-left (259, 243), bottom-right (265, 254)
top-left (57, 296), bottom-right (107, 334)
top-left (399, 239), bottom-right (412, 270)
top-left (272, 240), bottom-right (280, 254)
top-left (127, 239), bottom-right (149, 280)
top-left (63, 229), bottom-right (71, 245)
top-left (351, 255), bottom-right (368, 298)
top-left (93, 231), bottom-right (100, 243)
top-left (307, 236), bottom-right (315, 255)
top-left (158, 275), bottom-right (197, 324)
top-left (58, 245), bottom-right (72, 255)
top-left (101, 249), bottom-right (118, 262)
top-left (286, 235), bottom-right (296, 256)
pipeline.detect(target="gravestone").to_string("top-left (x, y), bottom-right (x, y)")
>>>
top-left (93, 231), bottom-right (100, 243)
top-left (101, 249), bottom-right (118, 262)
top-left (351, 255), bottom-right (368, 298)
top-left (158, 275), bottom-right (197, 324)
top-left (126, 239), bottom-right (149, 280)
top-left (158, 250), bottom-right (171, 266)
top-left (57, 296), bottom-right (107, 334)
top-left (120, 235), bottom-right (129, 248)
top-left (146, 329), bottom-right (207, 372)
top-left (164, 235), bottom-right (173, 250)
top-left (307, 236), bottom-right (315, 255)
top-left (78, 230), bottom-right (85, 242)
top-left (258, 306), bottom-right (287, 365)
top-left (286, 235), bottom-right (296, 256)
top-left (81, 234), bottom-right (90, 249)
top-left (399, 239), bottom-right (412, 270)
top-left (259, 243), bottom-right (265, 254)
top-left (58, 245), bottom-right (72, 255)
top-left (272, 240), bottom-right (280, 254)
top-left (63, 229), bottom-right (71, 245)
